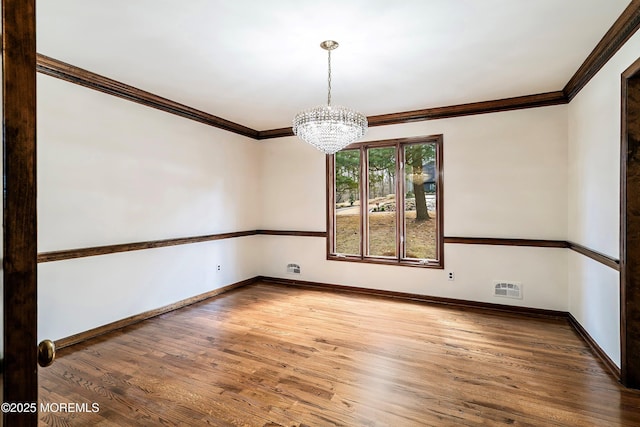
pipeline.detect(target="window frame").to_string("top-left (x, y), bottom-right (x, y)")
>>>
top-left (327, 135), bottom-right (444, 268)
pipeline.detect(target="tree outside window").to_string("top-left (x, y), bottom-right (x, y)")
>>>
top-left (328, 135), bottom-right (443, 268)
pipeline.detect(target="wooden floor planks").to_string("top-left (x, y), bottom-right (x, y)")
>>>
top-left (38, 282), bottom-right (640, 426)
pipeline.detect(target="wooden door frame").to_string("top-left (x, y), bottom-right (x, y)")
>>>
top-left (620, 56), bottom-right (640, 389)
top-left (2, 0), bottom-right (39, 425)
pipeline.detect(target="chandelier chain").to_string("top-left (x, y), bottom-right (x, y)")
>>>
top-left (327, 50), bottom-right (332, 106)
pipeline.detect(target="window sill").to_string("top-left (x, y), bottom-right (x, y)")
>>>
top-left (327, 254), bottom-right (443, 269)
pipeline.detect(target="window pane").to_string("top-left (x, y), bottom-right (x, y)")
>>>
top-left (335, 150), bottom-right (361, 255)
top-left (368, 147), bottom-right (396, 257)
top-left (404, 143), bottom-right (437, 259)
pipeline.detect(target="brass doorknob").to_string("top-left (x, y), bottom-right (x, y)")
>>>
top-left (38, 339), bottom-right (56, 367)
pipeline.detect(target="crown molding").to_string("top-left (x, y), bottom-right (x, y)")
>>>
top-left (563, 0), bottom-right (640, 101)
top-left (257, 127), bottom-right (295, 139)
top-left (259, 2), bottom-right (640, 137)
top-left (256, 92), bottom-right (567, 140)
top-left (31, 2), bottom-right (640, 139)
top-left (36, 54), bottom-right (259, 139)
top-left (367, 91), bottom-right (568, 125)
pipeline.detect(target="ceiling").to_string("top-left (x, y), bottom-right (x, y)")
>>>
top-left (37, 0), bottom-right (631, 131)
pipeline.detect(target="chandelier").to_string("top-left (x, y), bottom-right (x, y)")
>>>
top-left (293, 40), bottom-right (368, 155)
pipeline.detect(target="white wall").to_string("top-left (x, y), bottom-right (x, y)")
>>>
top-left (567, 251), bottom-right (620, 363)
top-left (37, 75), bottom-right (261, 341)
top-left (30, 29), bottom-right (640, 358)
top-left (259, 106), bottom-right (569, 311)
top-left (567, 29), bottom-right (640, 367)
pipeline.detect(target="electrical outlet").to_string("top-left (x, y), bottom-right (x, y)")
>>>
top-left (448, 272), bottom-right (455, 281)
top-left (217, 265), bottom-right (221, 271)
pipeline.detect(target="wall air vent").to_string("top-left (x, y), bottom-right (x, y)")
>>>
top-left (286, 263), bottom-right (301, 274)
top-left (493, 281), bottom-right (522, 299)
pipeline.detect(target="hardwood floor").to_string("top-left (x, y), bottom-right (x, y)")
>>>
top-left (38, 282), bottom-right (640, 426)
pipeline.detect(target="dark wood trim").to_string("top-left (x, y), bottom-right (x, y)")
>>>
top-left (37, 229), bottom-right (330, 263)
top-left (33, 0), bottom-right (640, 141)
top-left (342, 135), bottom-right (443, 151)
top-left (326, 146), bottom-right (363, 257)
top-left (36, 229), bottom-right (622, 274)
top-left (37, 230), bottom-right (257, 263)
top-left (258, 276), bottom-right (567, 319)
top-left (444, 236), bottom-right (568, 248)
top-left (256, 230), bottom-right (327, 237)
top-left (568, 313), bottom-right (621, 381)
top-left (367, 92), bottom-right (568, 127)
top-left (258, 3), bottom-right (640, 135)
top-left (258, 92), bottom-right (567, 139)
top-left (564, 1), bottom-right (640, 101)
top-left (2, 0), bottom-right (39, 424)
top-left (435, 136), bottom-right (445, 263)
top-left (326, 253), bottom-right (444, 269)
top-left (30, 3), bottom-right (640, 142)
top-left (620, 56), bottom-right (640, 388)
top-left (258, 127), bottom-right (295, 139)
top-left (55, 277), bottom-right (258, 350)
top-left (327, 135), bottom-right (444, 268)
top-left (567, 241), bottom-right (620, 271)
top-left (360, 145), bottom-right (367, 258)
top-left (36, 54), bottom-right (260, 139)
top-left (36, 56), bottom-right (562, 143)
top-left (443, 237), bottom-right (621, 271)
top-left (619, 55), bottom-right (640, 383)
top-left (396, 140), bottom-right (404, 259)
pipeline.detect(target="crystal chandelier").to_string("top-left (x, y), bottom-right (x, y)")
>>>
top-left (293, 40), bottom-right (368, 155)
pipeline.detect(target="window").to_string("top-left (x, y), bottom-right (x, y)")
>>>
top-left (328, 135), bottom-right (443, 268)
